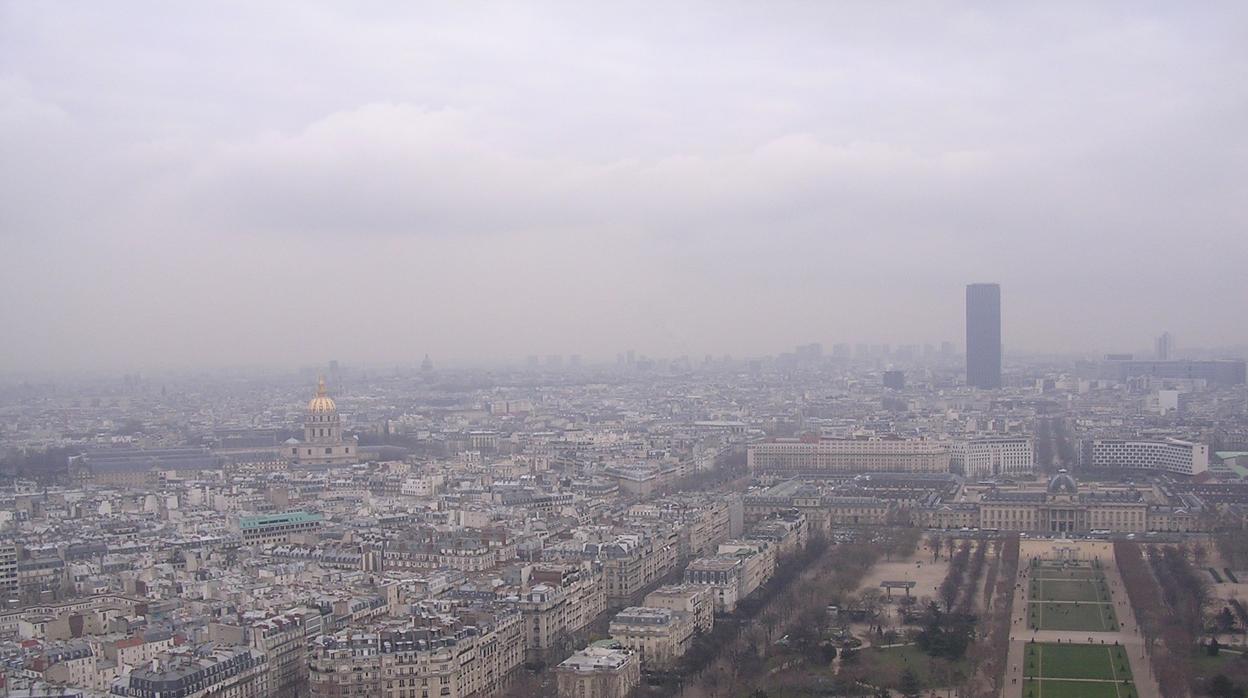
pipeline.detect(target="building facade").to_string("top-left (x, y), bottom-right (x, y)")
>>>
top-left (1085, 438), bottom-right (1209, 476)
top-left (608, 607), bottom-right (693, 670)
top-left (642, 585), bottom-right (714, 634)
top-left (743, 481), bottom-right (894, 532)
top-left (0, 541), bottom-right (16, 600)
top-left (308, 610), bottom-right (523, 698)
top-left (978, 477), bottom-right (1146, 533)
top-left (950, 437), bottom-right (1034, 478)
top-left (289, 377), bottom-right (358, 466)
top-left (747, 437), bottom-right (950, 478)
top-left (110, 646), bottom-right (269, 698)
top-left (683, 557), bottom-right (744, 613)
top-left (555, 647), bottom-right (640, 698)
top-left (235, 511), bottom-right (322, 546)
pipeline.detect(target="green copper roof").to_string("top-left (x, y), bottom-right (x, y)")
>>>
top-left (239, 511), bottom-right (322, 530)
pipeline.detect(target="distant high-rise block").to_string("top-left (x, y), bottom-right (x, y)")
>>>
top-left (966, 283), bottom-right (1001, 389)
top-left (882, 370), bottom-right (905, 390)
top-left (1155, 331), bottom-right (1173, 360)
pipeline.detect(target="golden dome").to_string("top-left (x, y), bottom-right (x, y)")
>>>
top-left (307, 376), bottom-right (337, 413)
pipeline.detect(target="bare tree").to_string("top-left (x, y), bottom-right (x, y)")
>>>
top-left (1193, 542), bottom-right (1209, 568)
top-left (860, 588), bottom-right (884, 623)
top-left (755, 609), bottom-right (778, 642)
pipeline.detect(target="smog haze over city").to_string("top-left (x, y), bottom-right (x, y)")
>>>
top-left (4, 5), bottom-right (1248, 698)
top-left (3, 2), bottom-right (1247, 372)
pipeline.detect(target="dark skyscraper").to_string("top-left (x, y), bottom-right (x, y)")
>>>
top-left (1154, 331), bottom-right (1173, 360)
top-left (966, 283), bottom-right (1001, 388)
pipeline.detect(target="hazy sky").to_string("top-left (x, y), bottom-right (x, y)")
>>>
top-left (2, 2), bottom-right (1246, 371)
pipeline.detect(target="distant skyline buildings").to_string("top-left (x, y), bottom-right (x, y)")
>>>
top-left (6, 302), bottom-right (1241, 378)
top-left (323, 290), bottom-right (1226, 375)
top-left (966, 283), bottom-right (1002, 389)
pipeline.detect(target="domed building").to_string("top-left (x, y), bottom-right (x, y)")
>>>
top-left (977, 466), bottom-right (1151, 534)
top-left (287, 377), bottom-right (358, 466)
top-left (1047, 470), bottom-right (1078, 495)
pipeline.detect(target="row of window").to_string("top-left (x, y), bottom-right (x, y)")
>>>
top-left (291, 447), bottom-right (350, 456)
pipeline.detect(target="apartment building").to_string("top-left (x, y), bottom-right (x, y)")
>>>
top-left (642, 585), bottom-right (714, 634)
top-left (382, 531), bottom-right (517, 573)
top-left (0, 541), bottom-right (17, 600)
top-left (681, 537), bottom-right (777, 615)
top-left (308, 608), bottom-right (523, 698)
top-left (555, 647), bottom-right (640, 698)
top-left (34, 642), bottom-right (118, 692)
top-left (550, 531), bottom-right (680, 607)
top-left (101, 629), bottom-right (177, 669)
top-left (251, 611), bottom-right (317, 698)
top-left (746, 511), bottom-right (808, 557)
top-left (608, 606), bottom-right (694, 670)
top-left (520, 563), bottom-right (605, 661)
top-left (110, 646), bottom-right (270, 698)
top-left (717, 541), bottom-right (775, 596)
top-left (683, 557), bottom-right (744, 613)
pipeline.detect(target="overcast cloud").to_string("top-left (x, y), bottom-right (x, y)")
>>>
top-left (2, 2), bottom-right (1246, 371)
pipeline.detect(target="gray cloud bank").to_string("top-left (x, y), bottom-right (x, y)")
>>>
top-left (2, 2), bottom-right (1246, 371)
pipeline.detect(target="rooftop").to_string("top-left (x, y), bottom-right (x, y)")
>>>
top-left (557, 646), bottom-right (634, 673)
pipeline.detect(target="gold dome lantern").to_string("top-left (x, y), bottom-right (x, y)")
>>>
top-left (307, 376), bottom-right (337, 413)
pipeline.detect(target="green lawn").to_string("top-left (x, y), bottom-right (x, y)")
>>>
top-left (1024, 643), bottom-right (1133, 681)
top-left (1191, 648), bottom-right (1248, 675)
top-left (1032, 578), bottom-right (1105, 602)
top-left (1032, 563), bottom-right (1099, 580)
top-left (1023, 679), bottom-right (1138, 698)
top-left (1029, 601), bottom-right (1117, 631)
top-left (855, 644), bottom-right (967, 689)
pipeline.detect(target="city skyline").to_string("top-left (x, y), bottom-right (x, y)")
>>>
top-left (3, 5), bottom-right (1248, 696)
top-left (1, 327), bottom-right (1240, 378)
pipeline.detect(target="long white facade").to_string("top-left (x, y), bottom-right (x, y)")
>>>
top-left (747, 437), bottom-right (950, 476)
top-left (1088, 438), bottom-right (1208, 476)
top-left (949, 437), bottom-right (1034, 478)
